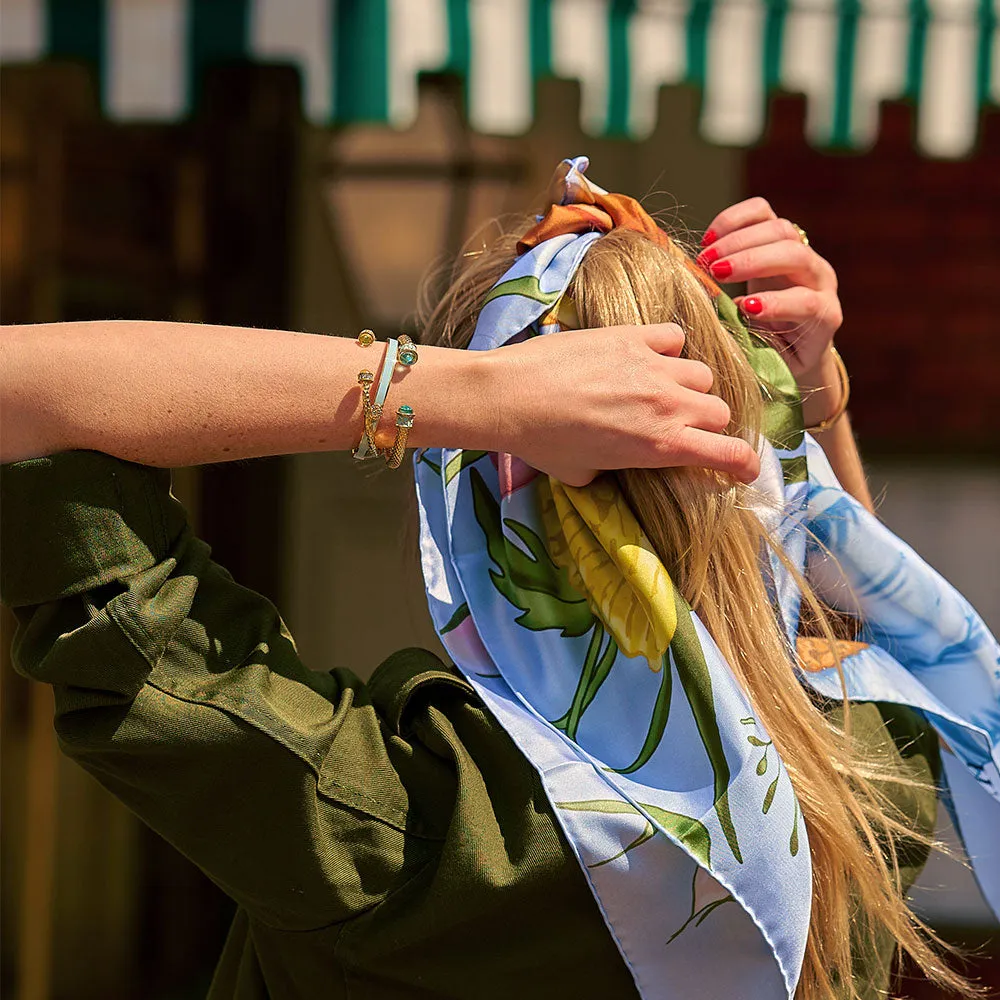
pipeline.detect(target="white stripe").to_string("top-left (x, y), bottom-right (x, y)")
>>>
top-left (781, 2), bottom-right (839, 144)
top-left (387, 0), bottom-right (448, 127)
top-left (850, 0), bottom-right (909, 147)
top-left (919, 0), bottom-right (980, 156)
top-left (627, 0), bottom-right (687, 138)
top-left (702, 0), bottom-right (767, 145)
top-left (0, 0), bottom-right (45, 61)
top-left (468, 0), bottom-right (531, 134)
top-left (551, 0), bottom-right (609, 135)
top-left (250, 0), bottom-right (332, 122)
top-left (106, 0), bottom-right (188, 120)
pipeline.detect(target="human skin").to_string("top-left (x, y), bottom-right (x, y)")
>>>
top-left (700, 197), bottom-right (872, 511)
top-left (1, 197), bottom-right (869, 505)
top-left (0, 320), bottom-right (757, 486)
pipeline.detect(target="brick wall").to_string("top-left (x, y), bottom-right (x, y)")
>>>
top-left (745, 97), bottom-right (1000, 456)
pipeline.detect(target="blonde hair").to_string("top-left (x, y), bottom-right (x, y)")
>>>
top-left (419, 219), bottom-right (974, 1000)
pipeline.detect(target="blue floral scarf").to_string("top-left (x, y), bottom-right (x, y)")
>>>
top-left (414, 157), bottom-right (1000, 998)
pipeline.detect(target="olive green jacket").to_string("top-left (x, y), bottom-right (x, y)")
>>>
top-left (0, 451), bottom-right (941, 999)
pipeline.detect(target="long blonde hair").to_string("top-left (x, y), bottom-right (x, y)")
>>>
top-left (419, 219), bottom-right (973, 1000)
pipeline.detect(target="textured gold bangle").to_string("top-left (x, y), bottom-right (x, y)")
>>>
top-left (803, 347), bottom-right (850, 434)
top-left (384, 405), bottom-right (414, 470)
top-left (353, 369), bottom-right (382, 460)
top-left (353, 330), bottom-right (379, 458)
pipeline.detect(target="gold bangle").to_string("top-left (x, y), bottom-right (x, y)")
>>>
top-left (803, 347), bottom-right (850, 434)
top-left (384, 405), bottom-right (414, 469)
top-left (353, 370), bottom-right (382, 460)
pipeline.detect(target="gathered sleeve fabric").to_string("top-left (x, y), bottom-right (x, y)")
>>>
top-left (0, 451), bottom-right (445, 932)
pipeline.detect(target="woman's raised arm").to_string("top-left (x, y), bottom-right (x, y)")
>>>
top-left (0, 319), bottom-right (759, 484)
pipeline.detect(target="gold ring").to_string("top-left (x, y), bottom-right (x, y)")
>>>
top-left (791, 222), bottom-right (810, 247)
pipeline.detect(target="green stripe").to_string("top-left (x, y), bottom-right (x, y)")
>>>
top-left (830, 0), bottom-right (861, 146)
top-left (977, 0), bottom-right (996, 106)
top-left (189, 0), bottom-right (248, 108)
top-left (530, 0), bottom-right (552, 77)
top-left (686, 0), bottom-right (713, 86)
top-left (906, 0), bottom-right (929, 101)
top-left (606, 0), bottom-right (634, 135)
top-left (446, 0), bottom-right (471, 75)
top-left (48, 0), bottom-right (102, 64)
top-left (763, 0), bottom-right (789, 91)
top-left (334, 0), bottom-right (389, 121)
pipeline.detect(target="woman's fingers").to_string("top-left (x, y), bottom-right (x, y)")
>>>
top-left (701, 240), bottom-right (835, 291)
top-left (642, 322), bottom-right (687, 357)
top-left (671, 428), bottom-right (760, 484)
top-left (494, 323), bottom-right (756, 485)
top-left (664, 356), bottom-right (714, 393)
top-left (702, 197), bottom-right (778, 246)
top-left (732, 286), bottom-right (842, 334)
top-left (698, 218), bottom-right (802, 267)
top-left (683, 390), bottom-right (732, 432)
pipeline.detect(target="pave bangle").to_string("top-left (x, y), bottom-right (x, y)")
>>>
top-left (803, 347), bottom-right (850, 435)
top-left (354, 337), bottom-right (398, 460)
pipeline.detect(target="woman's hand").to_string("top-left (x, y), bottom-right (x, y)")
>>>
top-left (1, 319), bottom-right (757, 485)
top-left (697, 197), bottom-right (842, 380)
top-left (484, 322), bottom-right (760, 488)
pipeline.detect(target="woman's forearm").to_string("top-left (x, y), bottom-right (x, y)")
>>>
top-left (0, 321), bottom-right (498, 467)
top-left (1, 320), bottom-right (761, 484)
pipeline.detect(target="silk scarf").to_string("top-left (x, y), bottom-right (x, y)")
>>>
top-left (415, 156), bottom-right (1000, 998)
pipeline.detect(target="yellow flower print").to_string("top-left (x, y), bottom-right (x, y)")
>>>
top-left (539, 474), bottom-right (679, 669)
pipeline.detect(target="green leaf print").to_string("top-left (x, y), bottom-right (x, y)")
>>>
top-left (440, 602), bottom-right (470, 635)
top-left (481, 274), bottom-right (562, 308)
top-left (666, 865), bottom-right (736, 946)
top-left (557, 799), bottom-right (712, 869)
top-left (551, 625), bottom-right (620, 741)
top-left (417, 450), bottom-right (442, 476)
top-left (470, 468), bottom-right (594, 637)
top-left (790, 798), bottom-right (800, 856)
top-left (612, 651), bottom-right (672, 776)
top-left (762, 774), bottom-right (779, 814)
top-left (744, 717), bottom-right (797, 845)
top-left (667, 587), bottom-right (742, 864)
top-left (589, 824), bottom-right (657, 870)
top-left (445, 450), bottom-right (489, 484)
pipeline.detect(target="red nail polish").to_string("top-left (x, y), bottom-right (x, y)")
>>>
top-left (701, 229), bottom-right (718, 247)
top-left (698, 247), bottom-right (719, 267)
top-left (742, 296), bottom-right (763, 315)
top-left (710, 260), bottom-right (733, 280)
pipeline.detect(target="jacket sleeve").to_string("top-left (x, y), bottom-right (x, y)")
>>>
top-left (0, 451), bottom-right (440, 931)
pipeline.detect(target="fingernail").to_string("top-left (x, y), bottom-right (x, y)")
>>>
top-left (701, 229), bottom-right (718, 247)
top-left (710, 260), bottom-right (733, 280)
top-left (742, 296), bottom-right (763, 315)
top-left (698, 247), bottom-right (719, 267)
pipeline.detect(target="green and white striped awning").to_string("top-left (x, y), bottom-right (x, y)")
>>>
top-left (1, 0), bottom-right (997, 156)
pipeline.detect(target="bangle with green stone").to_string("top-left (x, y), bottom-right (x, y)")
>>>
top-left (385, 405), bottom-right (415, 470)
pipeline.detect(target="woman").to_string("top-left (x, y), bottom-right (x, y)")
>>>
top-left (1, 160), bottom-right (996, 1000)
